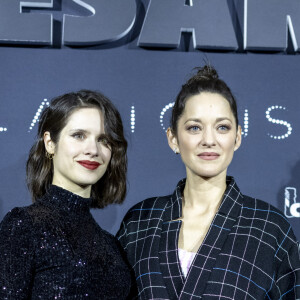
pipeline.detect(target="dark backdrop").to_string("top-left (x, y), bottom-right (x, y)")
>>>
top-left (0, 0), bottom-right (299, 241)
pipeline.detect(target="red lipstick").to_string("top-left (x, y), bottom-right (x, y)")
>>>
top-left (198, 152), bottom-right (220, 161)
top-left (78, 160), bottom-right (101, 170)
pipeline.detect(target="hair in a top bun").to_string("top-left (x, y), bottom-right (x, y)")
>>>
top-left (170, 64), bottom-right (238, 135)
top-left (188, 65), bottom-right (219, 83)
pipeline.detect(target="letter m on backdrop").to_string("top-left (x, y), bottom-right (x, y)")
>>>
top-left (245, 0), bottom-right (300, 51)
top-left (138, 0), bottom-right (238, 50)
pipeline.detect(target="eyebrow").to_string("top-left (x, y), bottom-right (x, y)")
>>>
top-left (184, 117), bottom-right (233, 124)
top-left (69, 129), bottom-right (107, 136)
top-left (69, 129), bottom-right (89, 133)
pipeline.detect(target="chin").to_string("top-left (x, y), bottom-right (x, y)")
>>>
top-left (199, 174), bottom-right (219, 180)
top-left (75, 176), bottom-right (102, 187)
top-left (195, 169), bottom-right (225, 179)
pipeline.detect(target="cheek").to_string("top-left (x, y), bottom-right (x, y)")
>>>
top-left (57, 141), bottom-right (81, 159)
top-left (178, 134), bottom-right (197, 151)
top-left (102, 147), bottom-right (112, 162)
top-left (219, 136), bottom-right (237, 151)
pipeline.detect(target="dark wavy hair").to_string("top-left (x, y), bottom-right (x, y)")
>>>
top-left (26, 90), bottom-right (127, 208)
top-left (170, 65), bottom-right (239, 136)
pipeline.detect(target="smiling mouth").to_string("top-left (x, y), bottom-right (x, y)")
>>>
top-left (198, 152), bottom-right (220, 161)
top-left (77, 160), bottom-right (101, 170)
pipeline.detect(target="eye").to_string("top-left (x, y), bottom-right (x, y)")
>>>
top-left (187, 125), bottom-right (201, 132)
top-left (71, 132), bottom-right (85, 140)
top-left (98, 136), bottom-right (110, 146)
top-left (99, 138), bottom-right (108, 144)
top-left (217, 124), bottom-right (231, 132)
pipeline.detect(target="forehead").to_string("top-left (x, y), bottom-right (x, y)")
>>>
top-left (64, 107), bottom-right (104, 130)
top-left (182, 92), bottom-right (233, 119)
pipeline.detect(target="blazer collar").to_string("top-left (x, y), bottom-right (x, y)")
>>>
top-left (160, 176), bottom-right (244, 299)
top-left (165, 176), bottom-right (243, 221)
top-left (219, 176), bottom-right (243, 217)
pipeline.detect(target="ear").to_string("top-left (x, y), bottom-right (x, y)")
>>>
top-left (167, 128), bottom-right (179, 154)
top-left (234, 125), bottom-right (242, 151)
top-left (43, 131), bottom-right (55, 154)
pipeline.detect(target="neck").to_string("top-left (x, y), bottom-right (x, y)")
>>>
top-left (183, 172), bottom-right (227, 213)
top-left (52, 180), bottom-right (91, 199)
top-left (70, 186), bottom-right (91, 198)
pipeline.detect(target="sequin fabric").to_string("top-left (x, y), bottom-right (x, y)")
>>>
top-left (0, 185), bottom-right (131, 299)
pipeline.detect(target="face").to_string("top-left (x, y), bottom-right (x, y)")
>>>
top-left (167, 92), bottom-right (241, 181)
top-left (44, 107), bottom-right (112, 197)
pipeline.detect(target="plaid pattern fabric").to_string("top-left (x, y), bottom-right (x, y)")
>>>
top-left (117, 177), bottom-right (300, 299)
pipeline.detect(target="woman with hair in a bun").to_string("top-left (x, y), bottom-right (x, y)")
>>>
top-left (0, 90), bottom-right (131, 299)
top-left (117, 65), bottom-right (300, 299)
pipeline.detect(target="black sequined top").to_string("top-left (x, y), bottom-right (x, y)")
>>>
top-left (0, 185), bottom-right (131, 299)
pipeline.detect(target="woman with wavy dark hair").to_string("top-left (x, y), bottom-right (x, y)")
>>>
top-left (0, 90), bottom-right (130, 299)
top-left (117, 66), bottom-right (300, 299)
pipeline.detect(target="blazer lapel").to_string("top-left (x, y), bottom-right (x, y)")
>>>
top-left (158, 180), bottom-right (186, 300)
top-left (135, 198), bottom-right (173, 299)
top-left (159, 220), bottom-right (184, 299)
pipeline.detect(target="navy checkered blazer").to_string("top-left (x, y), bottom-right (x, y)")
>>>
top-left (117, 177), bottom-right (300, 299)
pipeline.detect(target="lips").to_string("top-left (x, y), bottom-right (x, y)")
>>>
top-left (198, 152), bottom-right (220, 160)
top-left (77, 160), bottom-right (101, 170)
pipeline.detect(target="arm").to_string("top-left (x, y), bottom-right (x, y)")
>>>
top-left (275, 241), bottom-right (300, 299)
top-left (116, 208), bottom-right (135, 251)
top-left (116, 214), bottom-right (139, 299)
top-left (0, 208), bottom-right (35, 299)
top-left (116, 218), bottom-right (128, 249)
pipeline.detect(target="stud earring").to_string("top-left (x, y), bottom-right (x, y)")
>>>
top-left (173, 147), bottom-right (178, 154)
top-left (45, 152), bottom-right (54, 160)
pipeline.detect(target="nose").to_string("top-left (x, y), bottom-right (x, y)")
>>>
top-left (84, 139), bottom-right (99, 157)
top-left (201, 128), bottom-right (216, 147)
